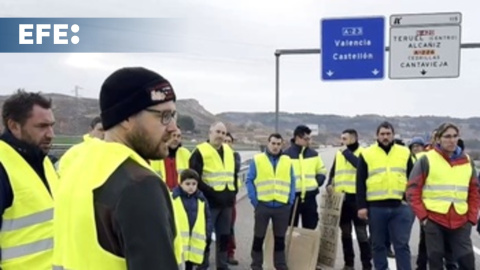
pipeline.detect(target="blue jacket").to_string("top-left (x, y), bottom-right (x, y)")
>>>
top-left (246, 151), bottom-right (296, 208)
top-left (171, 186), bottom-right (213, 239)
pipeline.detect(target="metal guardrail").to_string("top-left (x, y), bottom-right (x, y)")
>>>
top-left (238, 159), bottom-right (252, 184)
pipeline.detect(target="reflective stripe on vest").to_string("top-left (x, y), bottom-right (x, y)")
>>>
top-left (253, 153), bottom-right (292, 204)
top-left (362, 143), bottom-right (410, 201)
top-left (0, 140), bottom-right (58, 270)
top-left (173, 197), bottom-right (206, 264)
top-left (422, 150), bottom-right (471, 215)
top-left (333, 147), bottom-right (363, 194)
top-left (53, 140), bottom-right (185, 270)
top-left (291, 148), bottom-right (320, 200)
top-left (150, 147), bottom-right (191, 182)
top-left (196, 142), bottom-right (235, 191)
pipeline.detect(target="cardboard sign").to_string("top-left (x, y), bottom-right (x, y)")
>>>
top-left (317, 192), bottom-right (344, 268)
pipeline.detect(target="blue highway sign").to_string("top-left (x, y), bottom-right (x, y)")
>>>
top-left (321, 17), bottom-right (385, 81)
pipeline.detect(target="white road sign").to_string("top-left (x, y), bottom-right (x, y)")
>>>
top-left (389, 12), bottom-right (461, 79)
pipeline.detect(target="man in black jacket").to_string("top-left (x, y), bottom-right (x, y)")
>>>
top-left (224, 132), bottom-right (240, 265)
top-left (52, 67), bottom-right (181, 270)
top-left (190, 122), bottom-right (239, 270)
top-left (0, 90), bottom-right (57, 269)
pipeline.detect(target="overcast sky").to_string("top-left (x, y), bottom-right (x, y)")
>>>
top-left (0, 0), bottom-right (478, 118)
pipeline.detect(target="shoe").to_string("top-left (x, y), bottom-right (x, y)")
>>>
top-left (342, 266), bottom-right (354, 270)
top-left (227, 257), bottom-right (239, 265)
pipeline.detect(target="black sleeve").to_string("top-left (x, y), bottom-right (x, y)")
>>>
top-left (0, 163), bottom-right (13, 264)
top-left (327, 160), bottom-right (336, 186)
top-left (234, 152), bottom-right (240, 192)
top-left (189, 149), bottom-right (215, 198)
top-left (406, 155), bottom-right (414, 178)
top-left (356, 155), bottom-right (368, 209)
top-left (342, 150), bottom-right (360, 168)
top-left (403, 155), bottom-right (415, 201)
top-left (114, 176), bottom-right (179, 270)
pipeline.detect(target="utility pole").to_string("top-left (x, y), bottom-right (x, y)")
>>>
top-left (72, 85), bottom-right (83, 136)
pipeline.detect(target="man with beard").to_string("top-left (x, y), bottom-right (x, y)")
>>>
top-left (356, 121), bottom-right (414, 270)
top-left (327, 129), bottom-right (372, 270)
top-left (151, 127), bottom-right (191, 191)
top-left (52, 67), bottom-right (184, 270)
top-left (190, 121), bottom-right (238, 270)
top-left (0, 90), bottom-right (58, 269)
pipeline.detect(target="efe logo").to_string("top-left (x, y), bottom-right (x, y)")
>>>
top-left (19, 24), bottom-right (80, 45)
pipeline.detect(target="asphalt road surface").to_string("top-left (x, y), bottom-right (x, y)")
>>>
top-left (208, 147), bottom-right (480, 269)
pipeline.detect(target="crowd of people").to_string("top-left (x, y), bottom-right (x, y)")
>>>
top-left (0, 66), bottom-right (479, 270)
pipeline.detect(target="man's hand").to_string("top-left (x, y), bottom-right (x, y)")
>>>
top-left (326, 185), bottom-right (334, 195)
top-left (358, 208), bottom-right (368, 220)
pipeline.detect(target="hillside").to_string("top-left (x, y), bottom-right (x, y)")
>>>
top-left (1, 92), bottom-right (480, 147)
top-left (0, 93), bottom-right (222, 135)
top-left (217, 112), bottom-right (480, 141)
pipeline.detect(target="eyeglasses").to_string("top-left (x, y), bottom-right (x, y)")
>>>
top-left (145, 109), bottom-right (177, 125)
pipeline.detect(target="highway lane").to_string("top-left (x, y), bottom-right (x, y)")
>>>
top-left (216, 147), bottom-right (480, 269)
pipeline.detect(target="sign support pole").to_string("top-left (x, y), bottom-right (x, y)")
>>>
top-left (274, 42), bottom-right (480, 133)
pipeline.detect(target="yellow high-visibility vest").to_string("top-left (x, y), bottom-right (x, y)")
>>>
top-left (253, 153), bottom-right (292, 204)
top-left (150, 147), bottom-right (191, 181)
top-left (423, 150), bottom-right (471, 215)
top-left (172, 197), bottom-right (206, 264)
top-left (56, 134), bottom-right (98, 176)
top-left (333, 147), bottom-right (363, 194)
top-left (52, 140), bottom-right (184, 270)
top-left (362, 143), bottom-right (410, 201)
top-left (0, 140), bottom-right (58, 270)
top-left (291, 148), bottom-right (326, 200)
top-left (196, 142), bottom-right (235, 191)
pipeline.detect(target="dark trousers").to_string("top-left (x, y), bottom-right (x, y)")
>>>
top-left (368, 204), bottom-right (415, 270)
top-left (424, 220), bottom-right (475, 270)
top-left (227, 203), bottom-right (236, 258)
top-left (385, 233), bottom-right (391, 249)
top-left (416, 223), bottom-right (458, 270)
top-left (251, 203), bottom-right (291, 270)
top-left (198, 206), bottom-right (232, 270)
top-left (289, 194), bottom-right (318, 229)
top-left (340, 199), bottom-right (372, 268)
top-left (186, 261), bottom-right (195, 270)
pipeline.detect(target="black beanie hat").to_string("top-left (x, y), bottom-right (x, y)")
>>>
top-left (100, 67), bottom-right (176, 130)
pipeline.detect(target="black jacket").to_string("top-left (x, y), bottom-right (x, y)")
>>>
top-left (189, 143), bottom-right (239, 208)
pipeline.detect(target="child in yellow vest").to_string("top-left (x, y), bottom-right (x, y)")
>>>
top-left (172, 169), bottom-right (212, 270)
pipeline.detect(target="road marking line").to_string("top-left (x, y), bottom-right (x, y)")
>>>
top-left (387, 258), bottom-right (397, 270)
top-left (473, 245), bottom-right (480, 255)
